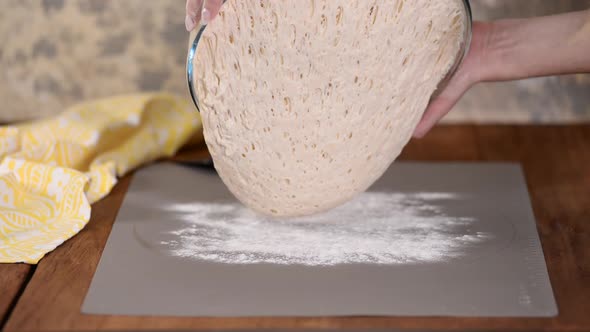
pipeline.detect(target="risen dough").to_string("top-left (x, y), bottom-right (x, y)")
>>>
top-left (194, 0), bottom-right (467, 217)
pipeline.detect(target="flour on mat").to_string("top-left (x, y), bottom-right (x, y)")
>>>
top-left (160, 192), bottom-right (488, 266)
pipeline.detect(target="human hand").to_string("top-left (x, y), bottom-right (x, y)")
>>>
top-left (414, 9), bottom-right (590, 138)
top-left (413, 22), bottom-right (491, 138)
top-left (185, 0), bottom-right (224, 31)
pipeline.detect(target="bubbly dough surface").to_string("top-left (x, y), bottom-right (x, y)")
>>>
top-left (194, 0), bottom-right (467, 217)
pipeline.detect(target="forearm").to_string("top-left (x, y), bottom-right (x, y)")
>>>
top-left (480, 9), bottom-right (590, 82)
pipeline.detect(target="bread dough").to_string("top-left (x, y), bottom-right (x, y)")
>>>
top-left (194, 0), bottom-right (468, 217)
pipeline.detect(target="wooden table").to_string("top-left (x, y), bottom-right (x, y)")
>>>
top-left (1, 125), bottom-right (589, 332)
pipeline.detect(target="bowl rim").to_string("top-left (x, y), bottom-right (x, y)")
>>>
top-left (432, 0), bottom-right (473, 98)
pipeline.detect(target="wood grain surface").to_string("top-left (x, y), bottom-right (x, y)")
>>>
top-left (2, 125), bottom-right (589, 332)
top-left (0, 265), bottom-right (31, 328)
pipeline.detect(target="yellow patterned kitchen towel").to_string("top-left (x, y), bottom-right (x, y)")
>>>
top-left (0, 93), bottom-right (202, 264)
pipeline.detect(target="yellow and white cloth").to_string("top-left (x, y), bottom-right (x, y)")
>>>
top-left (0, 93), bottom-right (202, 264)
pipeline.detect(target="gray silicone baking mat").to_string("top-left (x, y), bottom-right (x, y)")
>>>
top-left (83, 162), bottom-right (557, 317)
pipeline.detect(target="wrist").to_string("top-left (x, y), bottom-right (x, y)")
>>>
top-left (476, 19), bottom-right (521, 82)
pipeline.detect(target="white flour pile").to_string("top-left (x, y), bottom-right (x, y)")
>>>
top-left (160, 192), bottom-right (488, 266)
top-left (194, 0), bottom-right (469, 217)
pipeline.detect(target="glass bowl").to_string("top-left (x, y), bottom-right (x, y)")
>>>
top-left (186, 0), bottom-right (473, 111)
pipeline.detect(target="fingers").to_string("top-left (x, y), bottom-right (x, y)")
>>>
top-left (412, 68), bottom-right (474, 138)
top-left (412, 75), bottom-right (472, 138)
top-left (412, 21), bottom-right (492, 138)
top-left (412, 40), bottom-right (488, 138)
top-left (201, 0), bottom-right (224, 25)
top-left (186, 0), bottom-right (203, 31)
top-left (413, 96), bottom-right (459, 138)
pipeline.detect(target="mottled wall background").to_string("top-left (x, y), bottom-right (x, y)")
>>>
top-left (0, 0), bottom-right (188, 123)
top-left (0, 0), bottom-right (589, 123)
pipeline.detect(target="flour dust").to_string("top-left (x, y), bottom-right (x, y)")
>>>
top-left (159, 192), bottom-right (488, 266)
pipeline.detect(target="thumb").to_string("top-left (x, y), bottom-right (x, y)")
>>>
top-left (186, 0), bottom-right (203, 31)
top-left (201, 0), bottom-right (224, 25)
